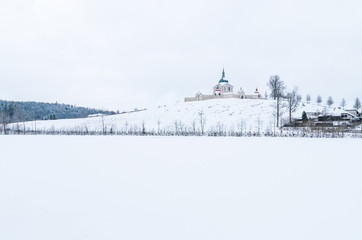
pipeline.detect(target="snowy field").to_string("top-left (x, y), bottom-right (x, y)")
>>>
top-left (1, 136), bottom-right (362, 240)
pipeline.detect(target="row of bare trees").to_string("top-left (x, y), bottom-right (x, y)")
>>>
top-left (9, 124), bottom-right (361, 138)
top-left (306, 94), bottom-right (360, 110)
top-left (267, 75), bottom-right (302, 127)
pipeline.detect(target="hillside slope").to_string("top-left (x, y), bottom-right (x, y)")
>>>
top-left (10, 98), bottom-right (342, 134)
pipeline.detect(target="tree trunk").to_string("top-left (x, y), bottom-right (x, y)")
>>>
top-left (276, 101), bottom-right (280, 127)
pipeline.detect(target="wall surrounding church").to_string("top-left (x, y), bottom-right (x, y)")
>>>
top-left (185, 92), bottom-right (265, 102)
top-left (185, 93), bottom-right (261, 102)
top-left (184, 69), bottom-right (264, 102)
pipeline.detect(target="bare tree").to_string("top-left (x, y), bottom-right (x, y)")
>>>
top-left (198, 110), bottom-right (207, 135)
top-left (216, 122), bottom-right (224, 135)
top-left (174, 120), bottom-right (178, 134)
top-left (14, 105), bottom-right (25, 134)
top-left (157, 119), bottom-right (161, 134)
top-left (1, 110), bottom-right (7, 134)
top-left (238, 119), bottom-right (244, 135)
top-left (326, 96), bottom-right (334, 107)
top-left (272, 111), bottom-right (276, 136)
top-left (306, 94), bottom-right (311, 103)
top-left (178, 121), bottom-right (184, 133)
top-left (268, 75), bottom-right (283, 100)
top-left (317, 95), bottom-right (322, 105)
top-left (354, 98), bottom-right (361, 110)
top-left (257, 115), bottom-right (262, 134)
top-left (286, 88), bottom-right (302, 124)
top-left (1, 102), bottom-right (10, 134)
top-left (100, 111), bottom-right (106, 134)
top-left (340, 98), bottom-right (346, 109)
top-left (125, 121), bottom-right (129, 133)
top-left (267, 75), bottom-right (285, 127)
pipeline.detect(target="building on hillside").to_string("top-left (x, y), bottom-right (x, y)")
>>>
top-left (305, 111), bottom-right (322, 121)
top-left (213, 69), bottom-right (234, 95)
top-left (185, 69), bottom-right (264, 102)
top-left (344, 109), bottom-right (359, 118)
top-left (292, 109), bottom-right (361, 128)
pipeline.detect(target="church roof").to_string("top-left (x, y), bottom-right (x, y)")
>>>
top-left (218, 68), bottom-right (229, 83)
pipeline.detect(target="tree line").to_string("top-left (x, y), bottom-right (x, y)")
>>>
top-left (306, 94), bottom-right (360, 109)
top-left (0, 100), bottom-right (113, 129)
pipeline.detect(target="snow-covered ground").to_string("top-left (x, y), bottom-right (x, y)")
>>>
top-left (10, 99), bottom-right (342, 133)
top-left (1, 135), bottom-right (362, 240)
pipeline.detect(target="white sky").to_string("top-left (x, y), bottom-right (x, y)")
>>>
top-left (1, 0), bottom-right (361, 110)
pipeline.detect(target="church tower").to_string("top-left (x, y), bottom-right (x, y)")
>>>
top-left (219, 68), bottom-right (228, 83)
top-left (213, 68), bottom-right (234, 95)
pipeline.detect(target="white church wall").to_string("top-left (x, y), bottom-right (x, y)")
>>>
top-left (185, 69), bottom-right (264, 102)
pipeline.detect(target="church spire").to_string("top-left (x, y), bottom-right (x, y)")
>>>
top-left (219, 67), bottom-right (228, 83)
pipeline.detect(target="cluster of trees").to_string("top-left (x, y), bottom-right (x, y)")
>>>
top-left (267, 75), bottom-right (361, 127)
top-left (9, 123), bottom-right (361, 139)
top-left (0, 100), bottom-right (113, 131)
top-left (305, 94), bottom-right (361, 110)
top-left (267, 75), bottom-right (302, 127)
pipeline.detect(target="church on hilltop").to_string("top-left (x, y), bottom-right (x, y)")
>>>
top-left (184, 69), bottom-right (264, 102)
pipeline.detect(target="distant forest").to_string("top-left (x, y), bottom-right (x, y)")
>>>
top-left (0, 100), bottom-right (113, 123)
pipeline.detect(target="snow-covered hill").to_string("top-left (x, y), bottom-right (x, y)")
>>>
top-left (11, 99), bottom-right (342, 133)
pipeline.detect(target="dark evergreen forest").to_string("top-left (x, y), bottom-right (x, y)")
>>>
top-left (0, 100), bottom-right (113, 123)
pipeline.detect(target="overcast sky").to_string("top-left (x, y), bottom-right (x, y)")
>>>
top-left (1, 0), bottom-right (361, 110)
